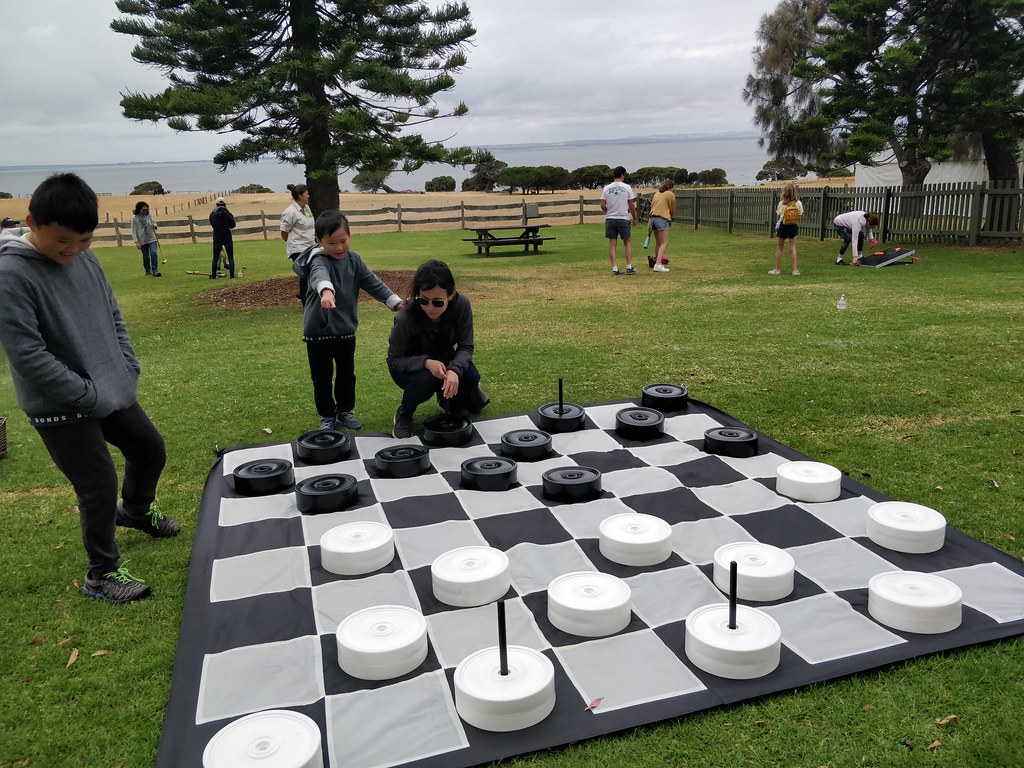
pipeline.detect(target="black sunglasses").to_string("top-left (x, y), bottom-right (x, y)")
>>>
top-left (415, 296), bottom-right (449, 308)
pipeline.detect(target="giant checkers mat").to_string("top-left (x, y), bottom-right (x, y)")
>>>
top-left (158, 397), bottom-right (1024, 767)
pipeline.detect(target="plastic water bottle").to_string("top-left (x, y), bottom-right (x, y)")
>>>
top-left (836, 294), bottom-right (847, 311)
top-left (642, 235), bottom-right (650, 249)
top-left (237, 265), bottom-right (245, 278)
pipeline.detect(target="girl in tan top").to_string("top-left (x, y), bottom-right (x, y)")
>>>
top-left (648, 180), bottom-right (676, 272)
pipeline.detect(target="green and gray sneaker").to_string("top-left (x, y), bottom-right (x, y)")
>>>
top-left (116, 501), bottom-right (181, 538)
top-left (82, 564), bottom-right (151, 604)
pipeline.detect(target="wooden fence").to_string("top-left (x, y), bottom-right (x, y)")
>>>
top-left (638, 180), bottom-right (1023, 246)
top-left (90, 196), bottom-right (607, 247)
top-left (89, 182), bottom-right (1023, 248)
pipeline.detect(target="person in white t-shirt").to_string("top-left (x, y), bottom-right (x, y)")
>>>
top-left (600, 166), bottom-right (638, 276)
top-left (833, 210), bottom-right (879, 266)
top-left (280, 183), bottom-right (315, 299)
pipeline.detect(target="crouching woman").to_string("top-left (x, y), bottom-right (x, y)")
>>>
top-left (386, 259), bottom-right (488, 438)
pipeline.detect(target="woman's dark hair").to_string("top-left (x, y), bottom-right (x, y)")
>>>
top-left (410, 259), bottom-right (456, 302)
top-left (287, 183), bottom-right (309, 202)
top-left (133, 200), bottom-right (150, 216)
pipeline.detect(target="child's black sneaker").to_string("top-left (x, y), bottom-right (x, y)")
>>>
top-left (116, 501), bottom-right (181, 538)
top-left (82, 564), bottom-right (151, 604)
top-left (625, 265), bottom-right (638, 275)
top-left (392, 408), bottom-right (414, 439)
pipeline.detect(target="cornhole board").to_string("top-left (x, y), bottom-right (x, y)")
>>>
top-left (156, 397), bottom-right (1024, 768)
top-left (859, 247), bottom-right (916, 268)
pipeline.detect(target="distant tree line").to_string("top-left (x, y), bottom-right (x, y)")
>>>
top-left (484, 164), bottom-right (728, 194)
top-left (354, 150), bottom-right (731, 194)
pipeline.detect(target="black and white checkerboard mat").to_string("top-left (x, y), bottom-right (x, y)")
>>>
top-left (157, 399), bottom-right (1024, 768)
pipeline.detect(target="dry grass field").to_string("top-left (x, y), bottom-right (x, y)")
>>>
top-left (0, 178), bottom-right (854, 233)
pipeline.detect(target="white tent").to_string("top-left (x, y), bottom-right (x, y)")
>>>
top-left (855, 147), bottom-right (1024, 187)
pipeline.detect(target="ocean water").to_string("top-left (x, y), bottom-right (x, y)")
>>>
top-left (0, 136), bottom-right (772, 198)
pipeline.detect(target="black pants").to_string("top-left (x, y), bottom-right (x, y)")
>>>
top-left (213, 236), bottom-right (234, 277)
top-left (289, 252), bottom-right (307, 301)
top-left (306, 338), bottom-right (357, 417)
top-left (835, 225), bottom-right (864, 256)
top-left (390, 362), bottom-right (481, 417)
top-left (35, 403), bottom-right (166, 580)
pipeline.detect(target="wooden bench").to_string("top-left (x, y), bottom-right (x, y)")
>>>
top-left (462, 224), bottom-right (556, 255)
top-left (462, 236), bottom-right (556, 255)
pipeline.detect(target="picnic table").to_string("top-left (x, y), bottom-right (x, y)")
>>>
top-left (462, 224), bottom-right (556, 255)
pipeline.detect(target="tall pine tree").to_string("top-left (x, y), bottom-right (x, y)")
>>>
top-left (112, 0), bottom-right (474, 212)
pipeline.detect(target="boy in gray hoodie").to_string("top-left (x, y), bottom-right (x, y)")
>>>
top-left (0, 173), bottom-right (180, 604)
top-left (294, 210), bottom-right (404, 430)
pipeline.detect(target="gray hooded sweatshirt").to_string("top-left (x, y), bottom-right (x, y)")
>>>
top-left (0, 231), bottom-right (141, 425)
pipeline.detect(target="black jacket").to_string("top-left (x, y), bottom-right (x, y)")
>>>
top-left (209, 206), bottom-right (236, 236)
top-left (386, 293), bottom-right (474, 377)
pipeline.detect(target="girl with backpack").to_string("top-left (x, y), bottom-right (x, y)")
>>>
top-left (770, 182), bottom-right (803, 276)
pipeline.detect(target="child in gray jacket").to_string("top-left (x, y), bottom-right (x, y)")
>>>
top-left (295, 210), bottom-right (404, 430)
top-left (0, 173), bottom-right (179, 604)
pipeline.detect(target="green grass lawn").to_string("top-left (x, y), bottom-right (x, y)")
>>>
top-left (1, 224), bottom-right (1022, 767)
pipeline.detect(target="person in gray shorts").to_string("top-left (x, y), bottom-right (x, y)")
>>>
top-left (600, 166), bottom-right (638, 276)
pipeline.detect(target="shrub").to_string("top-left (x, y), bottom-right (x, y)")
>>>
top-left (232, 184), bottom-right (273, 194)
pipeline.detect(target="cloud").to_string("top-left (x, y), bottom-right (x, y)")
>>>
top-left (0, 0), bottom-right (769, 165)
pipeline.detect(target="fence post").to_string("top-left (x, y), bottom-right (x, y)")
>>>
top-left (521, 199), bottom-right (527, 225)
top-left (262, 210), bottom-right (268, 239)
top-left (396, 203), bottom-right (402, 233)
top-left (188, 215), bottom-right (197, 244)
top-left (968, 183), bottom-right (984, 246)
top-left (113, 219), bottom-right (123, 248)
top-left (819, 187), bottom-right (830, 242)
top-left (693, 190), bottom-right (700, 230)
top-left (880, 188), bottom-right (892, 243)
top-left (579, 196), bottom-right (584, 225)
top-left (461, 201), bottom-right (466, 229)
top-left (727, 189), bottom-right (734, 233)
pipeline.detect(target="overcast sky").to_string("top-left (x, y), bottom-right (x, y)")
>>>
top-left (1, 0), bottom-right (770, 167)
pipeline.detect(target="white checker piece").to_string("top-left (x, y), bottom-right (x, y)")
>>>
top-left (299, 503), bottom-right (388, 546)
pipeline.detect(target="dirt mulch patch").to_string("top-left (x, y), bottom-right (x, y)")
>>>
top-left (197, 270), bottom-right (415, 308)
